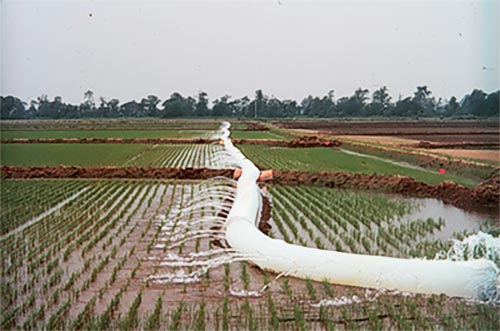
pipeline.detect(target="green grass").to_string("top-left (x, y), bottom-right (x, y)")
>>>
top-left (240, 145), bottom-right (478, 186)
top-left (0, 130), bottom-right (204, 139)
top-left (0, 144), bottom-right (147, 166)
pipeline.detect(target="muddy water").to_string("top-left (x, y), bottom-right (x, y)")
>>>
top-left (400, 197), bottom-right (497, 241)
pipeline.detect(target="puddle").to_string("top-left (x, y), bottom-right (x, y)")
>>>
top-left (400, 197), bottom-right (497, 241)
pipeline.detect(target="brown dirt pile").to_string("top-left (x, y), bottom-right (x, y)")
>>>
top-left (404, 141), bottom-right (500, 150)
top-left (0, 166), bottom-right (233, 180)
top-left (272, 170), bottom-right (500, 212)
top-left (1, 136), bottom-right (341, 148)
top-left (232, 136), bottom-right (342, 148)
top-left (243, 122), bottom-right (269, 131)
top-left (0, 138), bottom-right (217, 144)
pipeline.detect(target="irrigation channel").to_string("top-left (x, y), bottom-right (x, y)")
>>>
top-left (149, 122), bottom-right (499, 302)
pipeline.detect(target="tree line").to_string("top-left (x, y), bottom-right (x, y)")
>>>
top-left (1, 86), bottom-right (498, 119)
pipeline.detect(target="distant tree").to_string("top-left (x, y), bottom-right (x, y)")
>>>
top-left (368, 86), bottom-right (392, 116)
top-left (266, 97), bottom-right (285, 117)
top-left (339, 88), bottom-right (369, 116)
top-left (80, 90), bottom-right (96, 116)
top-left (212, 95), bottom-right (234, 117)
top-left (161, 93), bottom-right (195, 118)
top-left (413, 85), bottom-right (436, 117)
top-left (393, 97), bottom-right (419, 117)
top-left (98, 97), bottom-right (110, 117)
top-left (462, 89), bottom-right (487, 117)
top-left (194, 91), bottom-right (210, 117)
top-left (247, 90), bottom-right (268, 117)
top-left (141, 95), bottom-right (161, 117)
top-left (282, 99), bottom-right (301, 117)
top-left (108, 99), bottom-right (121, 117)
top-left (120, 100), bottom-right (142, 117)
top-left (231, 96), bottom-right (250, 117)
top-left (483, 91), bottom-right (500, 117)
top-left (26, 100), bottom-right (38, 118)
top-left (444, 96), bottom-right (460, 117)
top-left (37, 96), bottom-right (53, 118)
top-left (0, 95), bottom-right (26, 119)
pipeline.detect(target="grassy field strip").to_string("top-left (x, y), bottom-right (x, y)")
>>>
top-left (0, 187), bottom-right (89, 241)
top-left (240, 145), bottom-right (478, 186)
top-left (341, 148), bottom-right (438, 174)
top-left (0, 144), bottom-right (148, 167)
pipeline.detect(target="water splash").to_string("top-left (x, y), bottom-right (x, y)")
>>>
top-left (437, 231), bottom-right (500, 267)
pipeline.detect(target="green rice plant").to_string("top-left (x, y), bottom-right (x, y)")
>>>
top-left (305, 278), bottom-right (317, 300)
top-left (241, 263), bottom-right (250, 290)
top-left (122, 292), bottom-right (142, 330)
top-left (169, 301), bottom-right (185, 331)
top-left (146, 295), bottom-right (163, 331)
top-left (281, 279), bottom-right (293, 300)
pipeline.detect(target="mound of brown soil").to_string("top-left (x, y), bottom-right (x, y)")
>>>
top-left (0, 138), bottom-right (217, 144)
top-left (286, 136), bottom-right (342, 148)
top-left (0, 166), bottom-right (233, 180)
top-left (243, 122), bottom-right (269, 131)
top-left (404, 141), bottom-right (500, 149)
top-left (232, 136), bottom-right (342, 148)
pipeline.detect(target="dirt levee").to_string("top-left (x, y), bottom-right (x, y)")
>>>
top-left (0, 166), bottom-right (233, 180)
top-left (1, 136), bottom-right (342, 148)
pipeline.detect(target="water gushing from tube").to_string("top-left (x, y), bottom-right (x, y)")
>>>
top-left (220, 121), bottom-right (499, 301)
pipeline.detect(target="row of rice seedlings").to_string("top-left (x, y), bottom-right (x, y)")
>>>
top-left (0, 179), bottom-right (87, 235)
top-left (127, 144), bottom-right (225, 168)
top-left (147, 182), bottom-right (178, 253)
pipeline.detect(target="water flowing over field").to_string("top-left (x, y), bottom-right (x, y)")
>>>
top-left (0, 120), bottom-right (498, 330)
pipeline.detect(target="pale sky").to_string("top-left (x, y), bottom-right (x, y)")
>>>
top-left (1, 0), bottom-right (499, 104)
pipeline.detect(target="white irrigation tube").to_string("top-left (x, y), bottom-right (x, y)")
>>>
top-left (221, 121), bottom-right (499, 300)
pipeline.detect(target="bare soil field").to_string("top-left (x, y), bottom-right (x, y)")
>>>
top-left (276, 120), bottom-right (500, 144)
top-left (429, 149), bottom-right (499, 163)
